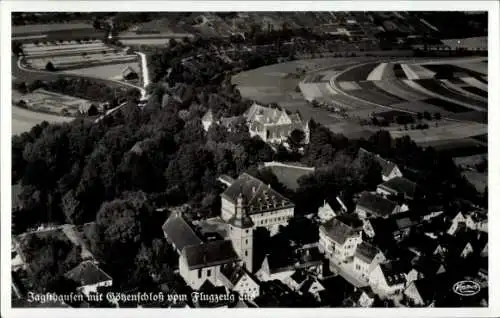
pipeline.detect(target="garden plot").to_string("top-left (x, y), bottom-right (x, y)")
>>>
top-left (15, 89), bottom-right (93, 116)
top-left (373, 79), bottom-right (429, 101)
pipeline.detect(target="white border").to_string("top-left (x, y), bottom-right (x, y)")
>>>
top-left (1, 1), bottom-right (498, 318)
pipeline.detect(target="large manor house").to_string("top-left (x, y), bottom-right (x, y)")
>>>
top-left (202, 102), bottom-right (310, 144)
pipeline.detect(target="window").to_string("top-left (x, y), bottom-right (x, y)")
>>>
top-left (245, 239), bottom-right (248, 244)
top-left (207, 269), bottom-right (212, 277)
top-left (246, 229), bottom-right (249, 234)
top-left (198, 269), bottom-right (202, 279)
top-left (245, 251), bottom-right (248, 256)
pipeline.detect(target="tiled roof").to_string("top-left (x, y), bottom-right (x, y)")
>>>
top-left (221, 173), bottom-right (294, 215)
top-left (244, 103), bottom-right (285, 124)
top-left (320, 217), bottom-right (360, 245)
top-left (380, 261), bottom-right (408, 286)
top-left (162, 212), bottom-right (203, 252)
top-left (378, 177), bottom-right (416, 198)
top-left (266, 254), bottom-right (295, 274)
top-left (357, 192), bottom-right (398, 217)
top-left (220, 263), bottom-right (254, 288)
top-left (354, 242), bottom-right (380, 264)
top-left (290, 270), bottom-right (308, 284)
top-left (64, 261), bottom-right (112, 287)
top-left (182, 240), bottom-right (239, 270)
top-left (358, 148), bottom-right (398, 178)
top-left (122, 66), bottom-right (137, 77)
top-left (410, 278), bottom-right (437, 305)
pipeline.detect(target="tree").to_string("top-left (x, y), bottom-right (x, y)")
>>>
top-left (45, 61), bottom-right (56, 71)
top-left (423, 111), bottom-right (432, 120)
top-left (434, 112), bottom-right (442, 121)
top-left (288, 129), bottom-right (306, 150)
top-left (417, 112), bottom-right (423, 121)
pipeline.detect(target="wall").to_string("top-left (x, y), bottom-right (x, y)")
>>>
top-left (179, 256), bottom-right (223, 290)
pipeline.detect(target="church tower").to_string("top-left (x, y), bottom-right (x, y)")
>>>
top-left (228, 193), bottom-right (254, 272)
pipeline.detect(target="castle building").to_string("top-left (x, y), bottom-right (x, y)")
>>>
top-left (202, 103), bottom-right (310, 145)
top-left (220, 173), bottom-right (295, 236)
top-left (244, 103), bottom-right (310, 144)
top-left (227, 193), bottom-right (254, 272)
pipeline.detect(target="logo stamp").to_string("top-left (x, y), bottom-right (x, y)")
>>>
top-left (452, 281), bottom-right (481, 296)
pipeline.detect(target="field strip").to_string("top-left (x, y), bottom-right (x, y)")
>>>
top-left (338, 81), bottom-right (362, 91)
top-left (402, 80), bottom-right (486, 112)
top-left (12, 35), bottom-right (48, 40)
top-left (401, 64), bottom-right (419, 80)
top-left (298, 82), bottom-right (323, 102)
top-left (419, 57), bottom-right (486, 65)
top-left (366, 63), bottom-right (387, 81)
top-left (461, 77), bottom-right (488, 91)
top-left (373, 80), bottom-right (426, 101)
top-left (440, 80), bottom-right (488, 102)
top-left (389, 122), bottom-right (488, 143)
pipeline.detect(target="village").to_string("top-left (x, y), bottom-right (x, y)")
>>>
top-left (9, 11), bottom-right (489, 310)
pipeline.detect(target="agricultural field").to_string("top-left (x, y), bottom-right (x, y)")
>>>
top-left (21, 40), bottom-right (138, 71)
top-left (233, 54), bottom-right (488, 146)
top-left (61, 61), bottom-right (141, 81)
top-left (12, 104), bottom-right (74, 136)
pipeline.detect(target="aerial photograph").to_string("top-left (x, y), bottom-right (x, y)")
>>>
top-left (10, 11), bottom-right (488, 308)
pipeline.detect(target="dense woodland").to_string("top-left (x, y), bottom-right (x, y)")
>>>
top-left (11, 28), bottom-right (485, 298)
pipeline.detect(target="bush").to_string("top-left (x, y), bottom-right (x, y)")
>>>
top-left (45, 62), bottom-right (56, 72)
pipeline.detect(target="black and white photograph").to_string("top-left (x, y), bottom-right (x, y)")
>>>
top-left (1, 1), bottom-right (498, 317)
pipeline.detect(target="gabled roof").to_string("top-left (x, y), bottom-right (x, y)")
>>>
top-left (411, 256), bottom-right (445, 278)
top-left (320, 217), bottom-right (360, 245)
top-left (182, 240), bottom-right (239, 270)
top-left (354, 242), bottom-right (381, 264)
top-left (221, 173), bottom-right (294, 215)
top-left (64, 261), bottom-right (112, 287)
top-left (162, 212), bottom-right (203, 253)
top-left (357, 192), bottom-right (398, 217)
top-left (202, 109), bottom-right (213, 122)
top-left (244, 103), bottom-right (286, 125)
top-left (220, 263), bottom-right (253, 288)
top-left (378, 177), bottom-right (416, 198)
top-left (266, 254), bottom-right (295, 274)
top-left (358, 148), bottom-right (398, 178)
top-left (379, 261), bottom-right (408, 286)
top-left (290, 270), bottom-right (308, 285)
top-left (407, 278), bottom-right (437, 305)
top-left (121, 66), bottom-right (137, 77)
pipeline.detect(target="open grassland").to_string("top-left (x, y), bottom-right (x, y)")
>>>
top-left (13, 23), bottom-right (94, 36)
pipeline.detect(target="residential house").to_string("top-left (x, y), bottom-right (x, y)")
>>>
top-left (298, 277), bottom-right (325, 301)
top-left (256, 254), bottom-right (295, 282)
top-left (448, 210), bottom-right (487, 235)
top-left (179, 240), bottom-right (240, 290)
top-left (162, 211), bottom-right (203, 255)
top-left (64, 261), bottom-right (113, 297)
top-left (193, 280), bottom-right (232, 308)
top-left (244, 102), bottom-right (310, 144)
top-left (287, 270), bottom-right (308, 291)
top-left (219, 263), bottom-right (260, 300)
top-left (407, 256), bottom-right (446, 284)
top-left (353, 242), bottom-right (386, 282)
top-left (352, 286), bottom-right (377, 307)
top-left (318, 215), bottom-right (363, 263)
top-left (220, 173), bottom-right (295, 236)
top-left (376, 177), bottom-right (417, 200)
top-left (355, 192), bottom-right (400, 219)
top-left (317, 200), bottom-right (336, 223)
top-left (217, 174), bottom-right (235, 188)
top-left (404, 278), bottom-right (436, 307)
top-left (357, 148), bottom-right (403, 181)
top-left (369, 260), bottom-right (408, 297)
